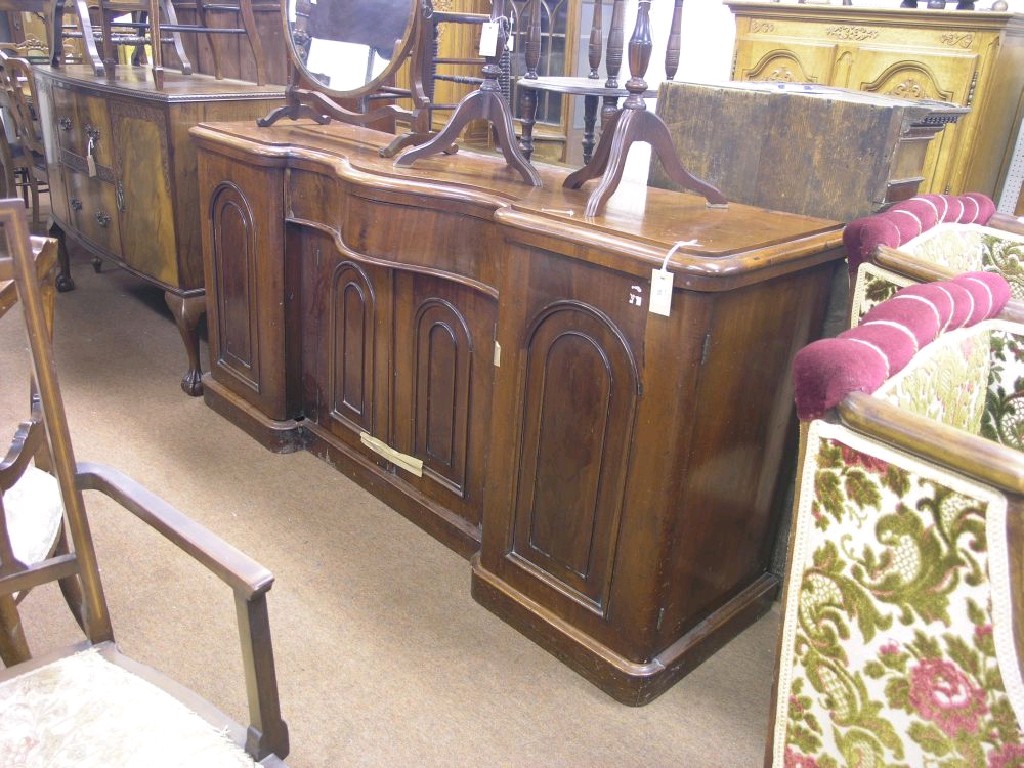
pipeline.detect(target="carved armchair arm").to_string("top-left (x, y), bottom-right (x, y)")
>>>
top-left (838, 392), bottom-right (1024, 495)
top-left (989, 211), bottom-right (1024, 235)
top-left (74, 461), bottom-right (289, 761)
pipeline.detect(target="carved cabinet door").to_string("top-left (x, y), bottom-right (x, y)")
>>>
top-left (842, 49), bottom-right (979, 196)
top-left (391, 271), bottom-right (497, 533)
top-left (505, 299), bottom-right (639, 615)
top-left (731, 39), bottom-right (838, 84)
top-left (481, 243), bottom-right (649, 655)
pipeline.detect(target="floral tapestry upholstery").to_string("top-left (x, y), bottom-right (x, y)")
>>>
top-left (900, 224), bottom-right (1024, 301)
top-left (849, 264), bottom-right (917, 324)
top-left (984, 329), bottom-right (1024, 451)
top-left (771, 420), bottom-right (1024, 767)
top-left (873, 323), bottom-right (992, 435)
top-left (780, 281), bottom-right (1024, 767)
top-left (848, 221), bottom-right (1024, 324)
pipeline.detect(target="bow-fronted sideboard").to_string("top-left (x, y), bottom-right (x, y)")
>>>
top-left (192, 118), bottom-right (845, 704)
top-left (34, 65), bottom-right (283, 394)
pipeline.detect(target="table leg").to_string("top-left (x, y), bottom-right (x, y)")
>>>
top-left (519, 84), bottom-right (538, 161)
top-left (582, 94), bottom-right (598, 165)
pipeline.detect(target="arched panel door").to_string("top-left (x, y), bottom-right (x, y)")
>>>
top-left (510, 301), bottom-right (638, 616)
top-left (328, 260), bottom-right (378, 436)
top-left (209, 181), bottom-right (259, 391)
top-left (392, 270), bottom-right (498, 532)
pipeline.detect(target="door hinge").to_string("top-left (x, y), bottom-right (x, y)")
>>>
top-left (700, 331), bottom-right (712, 365)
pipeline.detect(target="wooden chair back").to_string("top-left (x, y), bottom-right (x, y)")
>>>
top-left (0, 51), bottom-right (45, 162)
top-left (0, 197), bottom-right (289, 764)
top-left (0, 228), bottom-right (74, 666)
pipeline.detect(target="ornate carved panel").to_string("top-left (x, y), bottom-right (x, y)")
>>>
top-left (210, 182), bottom-right (260, 391)
top-left (858, 61), bottom-right (957, 102)
top-left (411, 297), bottom-right (472, 496)
top-left (329, 261), bottom-right (377, 434)
top-left (737, 42), bottom-right (837, 84)
top-left (510, 301), bottom-right (638, 615)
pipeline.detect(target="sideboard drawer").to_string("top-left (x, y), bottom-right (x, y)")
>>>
top-left (65, 170), bottom-right (121, 256)
top-left (50, 83), bottom-right (114, 169)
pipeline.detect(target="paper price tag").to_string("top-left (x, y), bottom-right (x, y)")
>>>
top-left (86, 136), bottom-right (97, 178)
top-left (479, 22), bottom-right (499, 56)
top-left (650, 268), bottom-right (673, 316)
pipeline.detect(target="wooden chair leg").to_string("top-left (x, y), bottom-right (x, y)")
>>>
top-left (26, 175), bottom-right (40, 230)
top-left (0, 592), bottom-right (30, 667)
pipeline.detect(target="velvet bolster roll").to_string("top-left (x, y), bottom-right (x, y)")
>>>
top-left (793, 271), bottom-right (1010, 420)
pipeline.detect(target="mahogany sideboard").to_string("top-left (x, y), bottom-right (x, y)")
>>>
top-left (191, 119), bottom-right (846, 704)
top-left (33, 65), bottom-right (283, 394)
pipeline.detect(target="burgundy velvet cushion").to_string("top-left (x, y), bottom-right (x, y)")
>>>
top-left (843, 193), bottom-right (997, 274)
top-left (955, 271), bottom-right (1011, 325)
top-left (793, 338), bottom-right (890, 421)
top-left (859, 294), bottom-right (941, 347)
top-left (793, 272), bottom-right (1011, 420)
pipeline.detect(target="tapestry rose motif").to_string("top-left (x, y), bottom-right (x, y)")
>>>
top-left (778, 429), bottom-right (1023, 767)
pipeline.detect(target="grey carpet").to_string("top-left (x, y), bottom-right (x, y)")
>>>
top-left (1, 238), bottom-right (780, 768)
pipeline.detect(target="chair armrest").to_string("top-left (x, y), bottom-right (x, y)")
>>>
top-left (989, 212), bottom-right (1024, 235)
top-left (873, 244), bottom-right (957, 283)
top-left (998, 301), bottom-right (1024, 325)
top-left (838, 392), bottom-right (1024, 495)
top-left (75, 462), bottom-right (272, 598)
top-left (74, 460), bottom-right (290, 761)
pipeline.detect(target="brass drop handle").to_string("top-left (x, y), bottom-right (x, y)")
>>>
top-left (70, 197), bottom-right (83, 211)
top-left (57, 116), bottom-right (72, 131)
top-left (95, 211), bottom-right (112, 228)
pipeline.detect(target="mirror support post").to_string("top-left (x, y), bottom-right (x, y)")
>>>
top-left (393, 0), bottom-right (541, 186)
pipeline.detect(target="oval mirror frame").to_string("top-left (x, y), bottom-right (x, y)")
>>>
top-left (282, 0), bottom-right (419, 100)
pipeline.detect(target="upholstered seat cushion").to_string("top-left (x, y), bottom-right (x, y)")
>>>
top-left (3, 466), bottom-right (62, 566)
top-left (0, 646), bottom-right (257, 767)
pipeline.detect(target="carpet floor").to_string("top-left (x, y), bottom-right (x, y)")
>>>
top-left (0, 233), bottom-right (781, 768)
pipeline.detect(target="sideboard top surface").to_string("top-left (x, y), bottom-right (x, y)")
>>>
top-left (35, 65), bottom-right (286, 103)
top-left (192, 119), bottom-right (845, 284)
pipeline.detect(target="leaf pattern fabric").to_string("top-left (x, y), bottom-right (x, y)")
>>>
top-left (773, 421), bottom-right (1024, 768)
top-left (849, 224), bottom-right (1024, 323)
